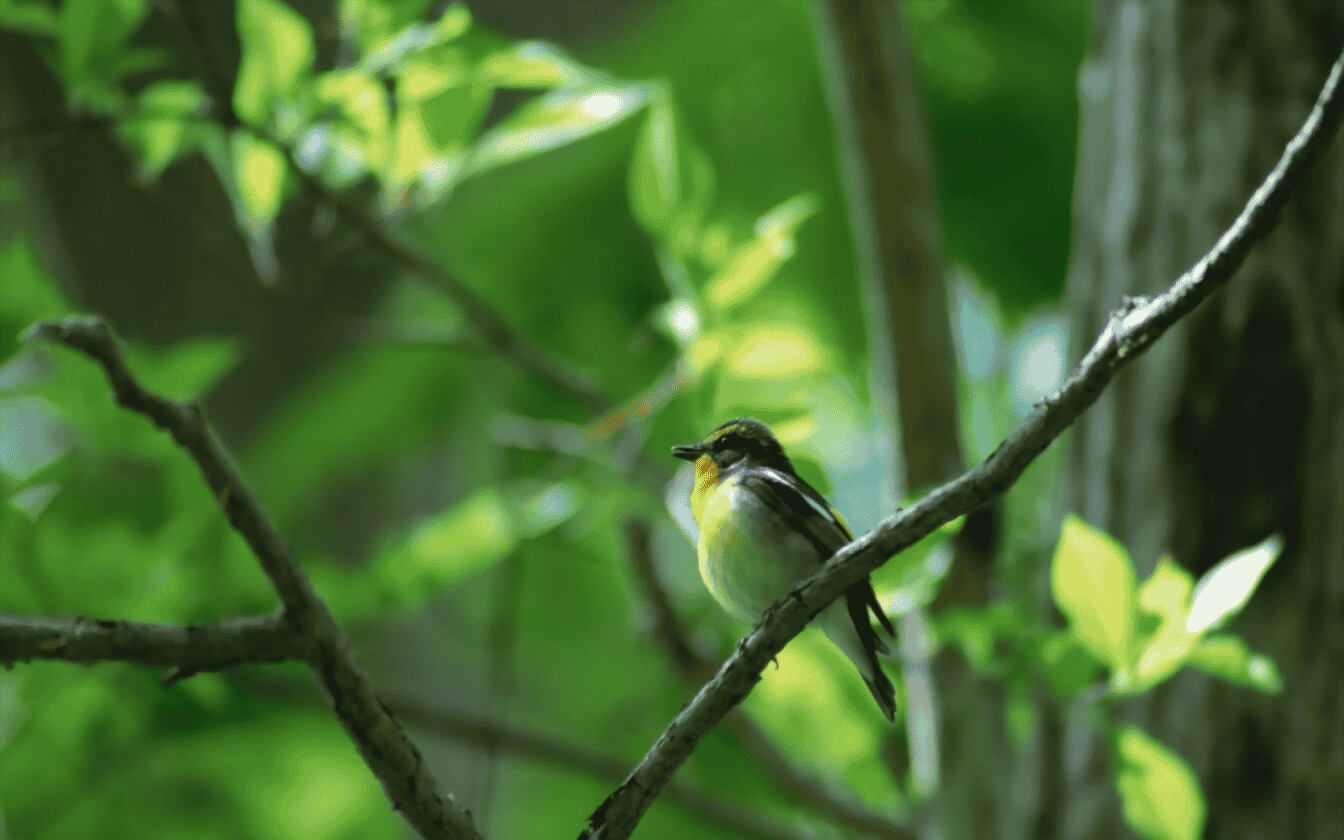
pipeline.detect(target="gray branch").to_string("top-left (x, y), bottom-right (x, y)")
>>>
top-left (22, 318), bottom-right (482, 840)
top-left (0, 612), bottom-right (300, 678)
top-left (580, 45), bottom-right (1344, 840)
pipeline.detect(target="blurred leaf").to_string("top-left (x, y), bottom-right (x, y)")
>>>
top-left (703, 193), bottom-right (818, 310)
top-left (1186, 634), bottom-right (1283, 694)
top-left (482, 40), bottom-right (593, 88)
top-left (357, 1), bottom-right (471, 73)
top-left (628, 93), bottom-right (715, 246)
top-left (872, 513), bottom-right (962, 614)
top-left (234, 0), bottom-right (314, 128)
top-left (58, 0), bottom-right (147, 91)
top-left (121, 80), bottom-right (209, 179)
top-left (1114, 726), bottom-right (1205, 840)
top-left (229, 131), bottom-right (287, 235)
top-left (0, 396), bottom-right (69, 482)
top-left (1128, 558), bottom-right (1196, 692)
top-left (0, 0), bottom-right (57, 36)
top-left (1184, 534), bottom-right (1282, 635)
top-left (725, 323), bottom-right (823, 379)
top-left (122, 337), bottom-right (242, 403)
top-left (1038, 631), bottom-right (1102, 699)
top-left (466, 84), bottom-right (647, 177)
top-left (1050, 515), bottom-right (1136, 685)
top-left (1, 241), bottom-right (68, 358)
top-left (316, 68), bottom-right (390, 170)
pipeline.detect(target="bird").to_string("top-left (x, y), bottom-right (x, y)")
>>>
top-left (672, 417), bottom-right (897, 722)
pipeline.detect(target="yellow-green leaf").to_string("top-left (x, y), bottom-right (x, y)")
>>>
top-left (1115, 726), bottom-right (1205, 840)
top-left (1050, 515), bottom-right (1136, 684)
top-left (1187, 634), bottom-right (1282, 694)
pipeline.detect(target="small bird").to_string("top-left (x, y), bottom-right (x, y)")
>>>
top-left (672, 418), bottom-right (897, 722)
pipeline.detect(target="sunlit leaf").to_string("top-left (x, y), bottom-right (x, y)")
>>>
top-left (122, 80), bottom-right (208, 179)
top-left (703, 193), bottom-right (818, 310)
top-left (1186, 634), bottom-right (1282, 694)
top-left (726, 323), bottom-right (823, 379)
top-left (1184, 534), bottom-right (1282, 635)
top-left (1129, 558), bottom-right (1196, 692)
top-left (1114, 726), bottom-right (1205, 840)
top-left (316, 68), bottom-right (390, 169)
top-left (628, 94), bottom-right (715, 244)
top-left (872, 514), bottom-right (963, 614)
top-left (467, 84), bottom-right (647, 176)
top-left (234, 0), bottom-right (314, 128)
top-left (230, 131), bottom-right (287, 234)
top-left (482, 40), bottom-right (592, 88)
top-left (1049, 515), bottom-right (1136, 684)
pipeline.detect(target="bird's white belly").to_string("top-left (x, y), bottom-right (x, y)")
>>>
top-left (697, 478), bottom-right (822, 621)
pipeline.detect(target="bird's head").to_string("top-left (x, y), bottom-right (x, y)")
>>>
top-left (671, 417), bottom-right (794, 473)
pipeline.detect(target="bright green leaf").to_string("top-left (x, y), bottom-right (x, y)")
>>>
top-left (1187, 634), bottom-right (1283, 694)
top-left (1185, 534), bottom-right (1282, 635)
top-left (1114, 726), bottom-right (1205, 840)
top-left (234, 0), bottom-right (314, 127)
top-left (703, 193), bottom-right (819, 310)
top-left (628, 95), bottom-right (715, 244)
top-left (481, 40), bottom-right (591, 88)
top-left (58, 0), bottom-right (147, 90)
top-left (377, 489), bottom-right (516, 604)
top-left (230, 131), bottom-right (287, 234)
top-left (1049, 515), bottom-right (1136, 683)
top-left (872, 514), bottom-right (963, 614)
top-left (121, 80), bottom-right (208, 178)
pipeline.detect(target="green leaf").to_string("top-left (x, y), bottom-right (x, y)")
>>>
top-left (1184, 534), bottom-right (1282, 635)
top-left (628, 95), bottom-right (715, 244)
top-left (871, 513), bottom-right (962, 614)
top-left (234, 0), bottom-right (314, 128)
top-left (466, 84), bottom-right (647, 177)
top-left (1186, 634), bottom-right (1282, 694)
top-left (1038, 631), bottom-right (1102, 699)
top-left (1049, 515), bottom-right (1136, 685)
top-left (1129, 558), bottom-right (1196, 692)
top-left (122, 337), bottom-right (242, 403)
top-left (121, 80), bottom-right (209, 179)
top-left (230, 131), bottom-right (287, 234)
top-left (481, 40), bottom-right (592, 89)
top-left (703, 193), bottom-right (819, 310)
top-left (1114, 726), bottom-right (1205, 840)
top-left (0, 0), bottom-right (58, 36)
top-left (58, 0), bottom-right (147, 90)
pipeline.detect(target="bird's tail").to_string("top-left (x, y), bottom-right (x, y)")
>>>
top-left (818, 584), bottom-right (898, 723)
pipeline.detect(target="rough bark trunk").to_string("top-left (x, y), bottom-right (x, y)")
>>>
top-left (1066, 1), bottom-right (1344, 837)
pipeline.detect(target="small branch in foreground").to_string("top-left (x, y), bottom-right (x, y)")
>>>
top-left (0, 612), bottom-right (300, 676)
top-left (580, 45), bottom-right (1344, 840)
top-left (391, 698), bottom-right (813, 840)
top-left (25, 318), bottom-right (482, 840)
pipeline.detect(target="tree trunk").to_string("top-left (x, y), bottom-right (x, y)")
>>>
top-left (1066, 1), bottom-right (1344, 837)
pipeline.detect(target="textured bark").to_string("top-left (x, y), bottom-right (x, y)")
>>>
top-left (1066, 1), bottom-right (1344, 837)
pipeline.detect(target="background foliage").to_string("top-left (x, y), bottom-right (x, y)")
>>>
top-left (0, 1), bottom-right (1284, 838)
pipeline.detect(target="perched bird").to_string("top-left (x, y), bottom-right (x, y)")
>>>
top-left (672, 417), bottom-right (897, 722)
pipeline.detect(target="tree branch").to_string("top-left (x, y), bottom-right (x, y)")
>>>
top-left (391, 698), bottom-right (816, 840)
top-left (0, 612), bottom-right (300, 677)
top-left (580, 44), bottom-right (1344, 840)
top-left (24, 317), bottom-right (482, 840)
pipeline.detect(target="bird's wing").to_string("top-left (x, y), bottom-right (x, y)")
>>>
top-left (741, 467), bottom-right (896, 640)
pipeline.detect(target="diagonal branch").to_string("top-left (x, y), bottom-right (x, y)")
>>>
top-left (24, 317), bottom-right (482, 840)
top-left (580, 44), bottom-right (1344, 840)
top-left (0, 612), bottom-right (300, 675)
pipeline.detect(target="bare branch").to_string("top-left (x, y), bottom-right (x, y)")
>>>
top-left (0, 612), bottom-right (300, 674)
top-left (24, 318), bottom-right (482, 840)
top-left (581, 45), bottom-right (1344, 840)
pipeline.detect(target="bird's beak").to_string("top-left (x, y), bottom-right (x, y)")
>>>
top-left (671, 444), bottom-right (705, 462)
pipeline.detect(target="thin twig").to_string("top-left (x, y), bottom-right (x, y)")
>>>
top-left (580, 45), bottom-right (1344, 840)
top-left (24, 317), bottom-right (482, 840)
